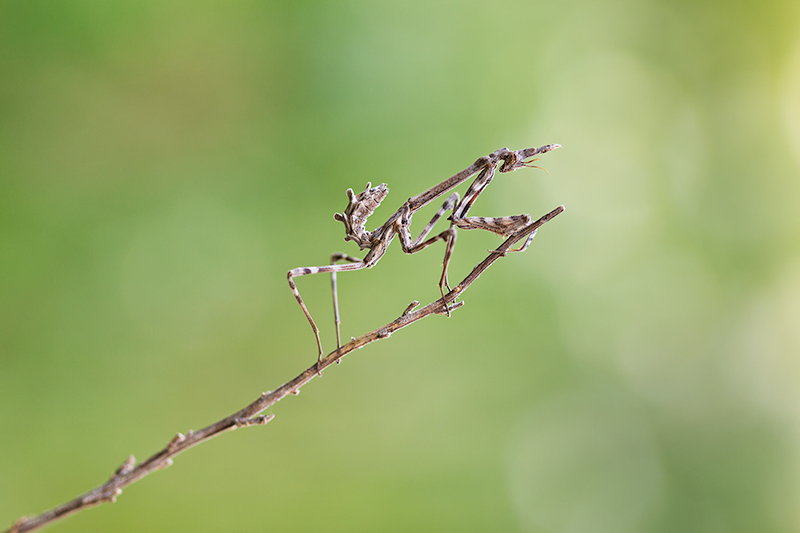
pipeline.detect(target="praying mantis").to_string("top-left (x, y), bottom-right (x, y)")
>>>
top-left (287, 144), bottom-right (561, 370)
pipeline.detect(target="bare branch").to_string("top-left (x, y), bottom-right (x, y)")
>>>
top-left (3, 205), bottom-right (563, 533)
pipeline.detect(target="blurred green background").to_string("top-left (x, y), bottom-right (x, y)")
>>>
top-left (2, 0), bottom-right (800, 531)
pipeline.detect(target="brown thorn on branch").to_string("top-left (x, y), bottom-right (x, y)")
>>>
top-left (402, 300), bottom-right (420, 316)
top-left (113, 455), bottom-right (136, 477)
top-left (2, 204), bottom-right (563, 533)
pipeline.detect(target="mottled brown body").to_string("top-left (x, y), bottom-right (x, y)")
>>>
top-left (287, 144), bottom-right (561, 370)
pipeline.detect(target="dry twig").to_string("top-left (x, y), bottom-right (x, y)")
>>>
top-left (3, 200), bottom-right (563, 533)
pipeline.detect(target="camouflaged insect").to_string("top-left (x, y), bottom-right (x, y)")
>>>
top-left (287, 144), bottom-right (561, 371)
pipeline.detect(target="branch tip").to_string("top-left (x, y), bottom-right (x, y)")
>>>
top-left (114, 455), bottom-right (136, 477)
top-left (402, 300), bottom-right (420, 316)
top-left (167, 433), bottom-right (186, 451)
top-left (103, 488), bottom-right (123, 504)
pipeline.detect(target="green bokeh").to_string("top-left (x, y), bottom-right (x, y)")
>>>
top-left (2, 1), bottom-right (800, 531)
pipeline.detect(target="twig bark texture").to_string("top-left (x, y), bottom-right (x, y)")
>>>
top-left (4, 163), bottom-right (564, 533)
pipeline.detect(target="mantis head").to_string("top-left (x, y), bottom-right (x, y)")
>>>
top-left (334, 182), bottom-right (389, 249)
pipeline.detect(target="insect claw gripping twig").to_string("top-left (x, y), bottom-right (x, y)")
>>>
top-left (287, 144), bottom-right (562, 365)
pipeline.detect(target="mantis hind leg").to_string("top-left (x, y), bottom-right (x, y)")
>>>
top-left (452, 214), bottom-right (536, 252)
